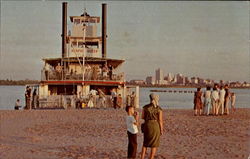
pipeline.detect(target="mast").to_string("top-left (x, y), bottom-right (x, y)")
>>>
top-left (62, 2), bottom-right (67, 58)
top-left (62, 2), bottom-right (67, 80)
top-left (102, 3), bottom-right (107, 58)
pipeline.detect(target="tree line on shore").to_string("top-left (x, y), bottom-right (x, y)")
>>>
top-left (0, 79), bottom-right (39, 85)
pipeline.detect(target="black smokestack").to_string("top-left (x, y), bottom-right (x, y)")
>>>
top-left (62, 2), bottom-right (67, 58)
top-left (102, 3), bottom-right (107, 58)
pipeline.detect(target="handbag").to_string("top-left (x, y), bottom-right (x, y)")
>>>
top-left (141, 123), bottom-right (145, 133)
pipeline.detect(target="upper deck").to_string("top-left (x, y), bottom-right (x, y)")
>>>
top-left (41, 57), bottom-right (125, 84)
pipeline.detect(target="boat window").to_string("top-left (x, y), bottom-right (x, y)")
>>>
top-left (71, 41), bottom-right (77, 47)
top-left (78, 42), bottom-right (84, 48)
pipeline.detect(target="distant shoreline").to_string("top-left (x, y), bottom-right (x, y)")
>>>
top-left (132, 85), bottom-right (250, 89)
top-left (0, 84), bottom-right (249, 89)
top-left (0, 80), bottom-right (39, 86)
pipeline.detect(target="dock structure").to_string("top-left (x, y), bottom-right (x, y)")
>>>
top-left (25, 2), bottom-right (139, 109)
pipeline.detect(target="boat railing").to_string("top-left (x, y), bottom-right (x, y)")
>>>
top-left (38, 94), bottom-right (122, 109)
top-left (41, 70), bottom-right (124, 82)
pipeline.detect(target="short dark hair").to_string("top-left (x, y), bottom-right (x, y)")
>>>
top-left (206, 86), bottom-right (211, 90)
top-left (125, 106), bottom-right (133, 113)
top-left (197, 87), bottom-right (201, 91)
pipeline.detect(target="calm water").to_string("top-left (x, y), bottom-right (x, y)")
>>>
top-left (0, 86), bottom-right (249, 110)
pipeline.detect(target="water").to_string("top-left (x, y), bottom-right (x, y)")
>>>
top-left (0, 86), bottom-right (249, 110)
top-left (0, 86), bottom-right (26, 110)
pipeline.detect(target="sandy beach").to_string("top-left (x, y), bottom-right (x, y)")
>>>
top-left (0, 108), bottom-right (249, 159)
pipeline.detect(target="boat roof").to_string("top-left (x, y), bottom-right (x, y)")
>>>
top-left (43, 57), bottom-right (125, 68)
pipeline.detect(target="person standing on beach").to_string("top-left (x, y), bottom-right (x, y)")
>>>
top-left (131, 91), bottom-right (136, 108)
top-left (224, 84), bottom-right (230, 115)
top-left (90, 89), bottom-right (97, 107)
top-left (98, 89), bottom-right (106, 108)
top-left (25, 86), bottom-right (32, 109)
top-left (211, 86), bottom-right (219, 115)
top-left (193, 88), bottom-right (203, 116)
top-left (126, 106), bottom-right (139, 159)
top-left (117, 94), bottom-right (123, 109)
top-left (141, 93), bottom-right (163, 159)
top-left (111, 89), bottom-right (117, 109)
top-left (231, 92), bottom-right (236, 112)
top-left (32, 89), bottom-right (38, 109)
top-left (218, 86), bottom-right (226, 115)
top-left (126, 94), bottom-right (131, 107)
top-left (203, 86), bottom-right (211, 115)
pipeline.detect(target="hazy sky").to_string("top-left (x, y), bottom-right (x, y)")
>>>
top-left (0, 1), bottom-right (249, 82)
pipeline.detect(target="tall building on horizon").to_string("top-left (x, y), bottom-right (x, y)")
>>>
top-left (146, 76), bottom-right (155, 85)
top-left (165, 73), bottom-right (173, 83)
top-left (155, 68), bottom-right (164, 84)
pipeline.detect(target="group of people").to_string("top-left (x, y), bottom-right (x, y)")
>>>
top-left (85, 64), bottom-right (114, 80)
top-left (194, 84), bottom-right (236, 116)
top-left (15, 86), bottom-right (38, 110)
top-left (43, 63), bottom-right (62, 80)
top-left (24, 86), bottom-right (38, 110)
top-left (125, 93), bottom-right (163, 159)
top-left (86, 89), bottom-right (123, 109)
top-left (43, 62), bottom-right (115, 81)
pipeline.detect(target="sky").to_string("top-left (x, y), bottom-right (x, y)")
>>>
top-left (0, 1), bottom-right (249, 82)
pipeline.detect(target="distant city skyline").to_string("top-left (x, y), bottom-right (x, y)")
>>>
top-left (131, 67), bottom-right (250, 87)
top-left (0, 1), bottom-right (249, 82)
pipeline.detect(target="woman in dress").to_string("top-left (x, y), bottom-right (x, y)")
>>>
top-left (194, 87), bottom-right (203, 116)
top-left (141, 93), bottom-right (163, 159)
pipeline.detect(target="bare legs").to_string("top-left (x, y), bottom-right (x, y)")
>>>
top-left (194, 109), bottom-right (198, 116)
top-left (212, 100), bottom-right (218, 115)
top-left (194, 109), bottom-right (202, 116)
top-left (141, 147), bottom-right (147, 159)
top-left (141, 146), bottom-right (157, 159)
top-left (149, 148), bottom-right (157, 159)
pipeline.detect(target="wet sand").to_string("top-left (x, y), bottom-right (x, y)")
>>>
top-left (0, 108), bottom-right (249, 159)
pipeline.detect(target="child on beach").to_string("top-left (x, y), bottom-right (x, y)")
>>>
top-left (125, 106), bottom-right (139, 159)
top-left (231, 92), bottom-right (236, 112)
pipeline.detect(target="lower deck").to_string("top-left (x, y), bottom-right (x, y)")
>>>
top-left (25, 82), bottom-right (139, 109)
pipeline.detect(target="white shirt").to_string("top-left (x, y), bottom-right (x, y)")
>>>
top-left (204, 90), bottom-right (211, 99)
top-left (211, 90), bottom-right (219, 101)
top-left (219, 89), bottom-right (226, 102)
top-left (90, 89), bottom-right (97, 96)
top-left (126, 115), bottom-right (138, 134)
top-left (45, 63), bottom-right (50, 71)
